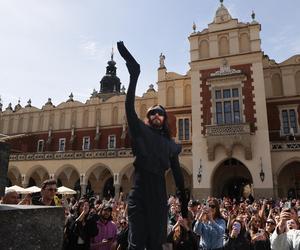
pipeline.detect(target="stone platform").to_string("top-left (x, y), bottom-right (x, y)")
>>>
top-left (0, 204), bottom-right (64, 250)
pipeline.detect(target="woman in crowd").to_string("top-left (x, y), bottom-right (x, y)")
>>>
top-left (167, 213), bottom-right (198, 250)
top-left (224, 218), bottom-right (251, 250)
top-left (193, 198), bottom-right (226, 250)
top-left (64, 198), bottom-right (98, 250)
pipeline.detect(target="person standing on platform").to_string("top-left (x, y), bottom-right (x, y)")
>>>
top-left (117, 41), bottom-right (188, 250)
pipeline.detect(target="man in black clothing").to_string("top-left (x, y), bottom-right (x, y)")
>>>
top-left (117, 41), bottom-right (188, 250)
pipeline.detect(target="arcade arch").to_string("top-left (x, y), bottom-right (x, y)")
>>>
top-left (212, 158), bottom-right (253, 199)
top-left (7, 166), bottom-right (22, 186)
top-left (86, 164), bottom-right (114, 198)
top-left (165, 165), bottom-right (192, 196)
top-left (277, 160), bottom-right (300, 198)
top-left (26, 165), bottom-right (50, 187)
top-left (55, 165), bottom-right (80, 190)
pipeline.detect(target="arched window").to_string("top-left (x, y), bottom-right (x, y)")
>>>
top-left (112, 106), bottom-right (118, 124)
top-left (199, 40), bottom-right (209, 59)
top-left (8, 117), bottom-right (14, 134)
top-left (18, 116), bottom-right (24, 133)
top-left (184, 84), bottom-right (191, 105)
top-left (219, 36), bottom-right (229, 56)
top-left (59, 112), bottom-right (65, 129)
top-left (71, 110), bottom-right (77, 127)
top-left (140, 104), bottom-right (147, 119)
top-left (95, 108), bottom-right (101, 126)
top-left (295, 71), bottom-right (300, 94)
top-left (27, 116), bottom-right (33, 132)
top-left (272, 73), bottom-right (283, 96)
top-left (166, 86), bottom-right (175, 106)
top-left (82, 109), bottom-right (89, 127)
top-left (38, 114), bottom-right (44, 131)
top-left (239, 33), bottom-right (250, 53)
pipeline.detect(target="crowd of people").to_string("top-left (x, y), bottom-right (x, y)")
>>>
top-left (1, 179), bottom-right (300, 250)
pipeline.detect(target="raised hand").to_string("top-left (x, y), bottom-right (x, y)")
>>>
top-left (117, 41), bottom-right (140, 78)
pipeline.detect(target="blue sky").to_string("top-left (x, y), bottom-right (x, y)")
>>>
top-left (0, 0), bottom-right (299, 109)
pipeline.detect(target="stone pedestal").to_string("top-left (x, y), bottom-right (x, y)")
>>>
top-left (0, 204), bottom-right (64, 250)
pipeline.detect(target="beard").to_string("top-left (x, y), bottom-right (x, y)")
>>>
top-left (149, 117), bottom-right (163, 128)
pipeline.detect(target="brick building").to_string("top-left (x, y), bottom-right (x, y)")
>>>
top-left (1, 2), bottom-right (299, 199)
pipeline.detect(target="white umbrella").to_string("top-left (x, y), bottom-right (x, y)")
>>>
top-left (25, 186), bottom-right (41, 193)
top-left (5, 185), bottom-right (31, 194)
top-left (57, 186), bottom-right (76, 195)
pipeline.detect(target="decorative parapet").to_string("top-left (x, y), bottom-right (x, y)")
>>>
top-left (206, 123), bottom-right (251, 136)
top-left (270, 141), bottom-right (300, 151)
top-left (9, 146), bottom-right (192, 161)
top-left (206, 123), bottom-right (252, 161)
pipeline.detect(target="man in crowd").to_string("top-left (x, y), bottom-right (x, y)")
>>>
top-left (90, 203), bottom-right (117, 250)
top-left (270, 208), bottom-right (300, 249)
top-left (32, 179), bottom-right (57, 206)
top-left (1, 189), bottom-right (19, 204)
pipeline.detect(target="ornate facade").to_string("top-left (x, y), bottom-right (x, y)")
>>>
top-left (1, 2), bottom-right (300, 199)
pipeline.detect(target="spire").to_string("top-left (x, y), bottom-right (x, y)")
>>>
top-left (14, 98), bottom-right (22, 111)
top-left (25, 99), bottom-right (32, 108)
top-left (214, 0), bottom-right (232, 23)
top-left (192, 22), bottom-right (197, 33)
top-left (67, 93), bottom-right (74, 102)
top-left (99, 50), bottom-right (121, 95)
top-left (111, 46), bottom-right (114, 61)
top-left (251, 10), bottom-right (257, 23)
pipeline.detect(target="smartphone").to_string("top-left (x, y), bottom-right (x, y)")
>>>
top-left (284, 201), bottom-right (291, 209)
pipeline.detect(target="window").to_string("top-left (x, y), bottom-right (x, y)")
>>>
top-left (108, 135), bottom-right (116, 149)
top-left (178, 118), bottom-right (191, 141)
top-left (37, 140), bottom-right (44, 152)
top-left (214, 87), bottom-right (242, 125)
top-left (280, 108), bottom-right (299, 135)
top-left (58, 138), bottom-right (66, 152)
top-left (82, 136), bottom-right (90, 151)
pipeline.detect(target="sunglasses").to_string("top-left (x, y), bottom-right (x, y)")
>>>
top-left (266, 221), bottom-right (275, 225)
top-left (45, 188), bottom-right (57, 192)
top-left (148, 109), bottom-right (165, 116)
top-left (209, 204), bottom-right (216, 209)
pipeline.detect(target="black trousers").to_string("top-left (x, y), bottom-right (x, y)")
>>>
top-left (127, 174), bottom-right (168, 250)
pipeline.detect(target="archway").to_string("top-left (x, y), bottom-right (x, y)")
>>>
top-left (165, 166), bottom-right (192, 196)
top-left (120, 164), bottom-right (134, 196)
top-left (86, 164), bottom-right (113, 198)
top-left (278, 161), bottom-right (300, 198)
top-left (27, 166), bottom-right (50, 187)
top-left (7, 167), bottom-right (22, 186)
top-left (212, 158), bottom-right (253, 200)
top-left (56, 165), bottom-right (80, 189)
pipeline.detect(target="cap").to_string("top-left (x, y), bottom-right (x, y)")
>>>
top-left (102, 203), bottom-right (112, 211)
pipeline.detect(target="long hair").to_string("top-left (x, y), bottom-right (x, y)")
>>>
top-left (146, 104), bottom-right (171, 139)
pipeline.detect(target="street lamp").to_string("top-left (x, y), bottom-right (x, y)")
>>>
top-left (197, 159), bottom-right (203, 183)
top-left (259, 157), bottom-right (265, 182)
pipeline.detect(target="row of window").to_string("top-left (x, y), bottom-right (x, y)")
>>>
top-left (36, 135), bottom-right (116, 152)
top-left (213, 87), bottom-right (299, 136)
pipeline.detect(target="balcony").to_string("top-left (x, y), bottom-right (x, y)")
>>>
top-left (9, 145), bottom-right (192, 162)
top-left (271, 141), bottom-right (300, 151)
top-left (206, 123), bottom-right (251, 136)
top-left (205, 123), bottom-right (252, 161)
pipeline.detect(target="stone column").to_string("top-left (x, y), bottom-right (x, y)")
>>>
top-left (21, 174), bottom-right (29, 188)
top-left (80, 174), bottom-right (87, 197)
top-left (0, 142), bottom-right (11, 197)
top-left (114, 184), bottom-right (121, 199)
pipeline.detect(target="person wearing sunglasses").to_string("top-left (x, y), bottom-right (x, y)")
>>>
top-left (193, 198), bottom-right (226, 250)
top-left (32, 179), bottom-right (57, 206)
top-left (117, 41), bottom-right (188, 250)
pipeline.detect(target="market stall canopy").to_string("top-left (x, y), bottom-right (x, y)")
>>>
top-left (57, 186), bottom-right (76, 195)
